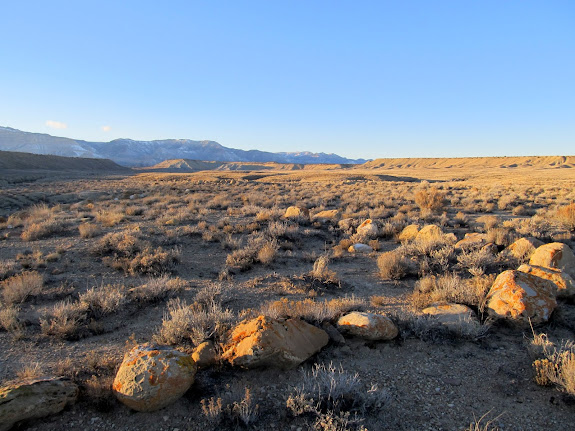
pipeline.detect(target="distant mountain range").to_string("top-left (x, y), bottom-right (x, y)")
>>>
top-left (0, 126), bottom-right (367, 167)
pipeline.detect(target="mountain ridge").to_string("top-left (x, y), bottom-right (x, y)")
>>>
top-left (0, 126), bottom-right (366, 167)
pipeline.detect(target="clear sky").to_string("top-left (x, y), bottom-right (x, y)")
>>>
top-left (1, 1), bottom-right (574, 159)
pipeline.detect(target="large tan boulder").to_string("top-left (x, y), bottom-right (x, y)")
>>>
top-left (518, 264), bottom-right (575, 299)
top-left (113, 344), bottom-right (196, 412)
top-left (455, 233), bottom-right (487, 249)
top-left (529, 242), bottom-right (575, 278)
top-left (284, 206), bottom-right (310, 220)
top-left (507, 237), bottom-right (544, 259)
top-left (222, 316), bottom-right (329, 370)
top-left (398, 224), bottom-right (419, 242)
top-left (416, 225), bottom-right (443, 242)
top-left (336, 311), bottom-right (398, 341)
top-left (356, 219), bottom-right (379, 238)
top-left (422, 303), bottom-right (477, 325)
top-left (486, 270), bottom-right (557, 325)
top-left (0, 377), bottom-right (78, 431)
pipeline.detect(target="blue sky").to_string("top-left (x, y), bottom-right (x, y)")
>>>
top-left (1, 1), bottom-right (573, 159)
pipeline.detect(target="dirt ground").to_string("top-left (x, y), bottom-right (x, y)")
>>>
top-left (1, 165), bottom-right (575, 431)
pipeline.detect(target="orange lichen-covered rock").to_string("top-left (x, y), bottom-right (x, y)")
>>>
top-left (336, 311), bottom-right (398, 341)
top-left (517, 264), bottom-right (575, 299)
top-left (415, 224), bottom-right (443, 242)
top-left (486, 270), bottom-right (557, 325)
top-left (398, 224), bottom-right (419, 242)
top-left (357, 219), bottom-right (379, 237)
top-left (113, 344), bottom-right (196, 412)
top-left (222, 316), bottom-right (328, 370)
top-left (529, 242), bottom-right (575, 279)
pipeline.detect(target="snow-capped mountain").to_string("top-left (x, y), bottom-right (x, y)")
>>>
top-left (0, 127), bottom-right (366, 167)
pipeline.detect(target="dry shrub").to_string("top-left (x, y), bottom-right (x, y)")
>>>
top-left (79, 284), bottom-right (127, 316)
top-left (486, 227), bottom-right (517, 246)
top-left (1, 271), bottom-right (43, 304)
top-left (95, 209), bottom-right (125, 227)
top-left (554, 203), bottom-right (575, 231)
top-left (16, 362), bottom-right (43, 380)
top-left (310, 255), bottom-right (339, 284)
top-left (457, 248), bottom-right (496, 276)
top-left (532, 338), bottom-right (575, 396)
top-left (333, 238), bottom-right (354, 257)
top-left (154, 298), bottom-right (234, 346)
top-left (414, 185), bottom-right (445, 215)
top-left (0, 260), bottom-right (16, 280)
top-left (78, 223), bottom-right (100, 238)
top-left (131, 275), bottom-right (187, 302)
top-left (377, 251), bottom-right (408, 280)
top-left (21, 219), bottom-right (64, 241)
top-left (40, 299), bottom-right (86, 340)
top-left (287, 362), bottom-right (387, 422)
top-left (477, 215), bottom-right (500, 231)
top-left (92, 230), bottom-right (145, 257)
top-left (257, 239), bottom-right (279, 265)
top-left (127, 246), bottom-right (180, 276)
top-left (411, 273), bottom-right (494, 311)
top-left (259, 296), bottom-right (365, 323)
top-left (0, 304), bottom-right (23, 334)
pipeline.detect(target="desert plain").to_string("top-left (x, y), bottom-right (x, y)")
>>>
top-left (1, 155), bottom-right (575, 431)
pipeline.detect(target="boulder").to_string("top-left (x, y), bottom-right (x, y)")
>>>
top-left (222, 316), bottom-right (329, 370)
top-left (336, 311), bottom-right (398, 341)
top-left (529, 242), bottom-right (575, 278)
top-left (284, 206), bottom-right (310, 219)
top-left (507, 237), bottom-right (544, 259)
top-left (398, 224), bottom-right (419, 242)
top-left (321, 322), bottom-right (346, 345)
top-left (338, 218), bottom-right (355, 231)
top-left (486, 270), bottom-right (557, 325)
top-left (348, 243), bottom-right (373, 253)
top-left (113, 344), bottom-right (196, 412)
top-left (356, 219), bottom-right (379, 238)
top-left (517, 264), bottom-right (575, 299)
top-left (192, 341), bottom-right (218, 368)
top-left (312, 210), bottom-right (340, 221)
top-left (415, 225), bottom-right (443, 242)
top-left (0, 377), bottom-right (78, 431)
top-left (455, 233), bottom-right (487, 249)
top-left (422, 303), bottom-right (478, 327)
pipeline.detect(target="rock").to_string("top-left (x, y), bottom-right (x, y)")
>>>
top-left (507, 237), bottom-right (544, 259)
top-left (517, 264), bottom-right (575, 299)
top-left (486, 270), bottom-right (557, 325)
top-left (348, 243), bottom-right (373, 253)
top-left (415, 225), bottom-right (443, 241)
top-left (529, 242), bottom-right (575, 279)
top-left (0, 377), bottom-right (78, 431)
top-left (312, 210), bottom-right (340, 221)
top-left (321, 322), bottom-right (346, 345)
top-left (192, 341), bottom-right (218, 368)
top-left (356, 219), bottom-right (378, 237)
top-left (398, 224), bottom-right (419, 242)
top-left (113, 344), bottom-right (197, 412)
top-left (422, 303), bottom-right (478, 327)
top-left (284, 206), bottom-right (310, 219)
top-left (222, 316), bottom-right (329, 370)
top-left (336, 311), bottom-right (398, 341)
top-left (455, 233), bottom-right (487, 249)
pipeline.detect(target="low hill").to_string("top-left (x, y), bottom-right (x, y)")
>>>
top-left (0, 150), bottom-right (129, 171)
top-left (139, 159), bottom-right (352, 173)
top-left (362, 156), bottom-right (575, 169)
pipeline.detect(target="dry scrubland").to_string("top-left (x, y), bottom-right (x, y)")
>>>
top-left (1, 160), bottom-right (575, 431)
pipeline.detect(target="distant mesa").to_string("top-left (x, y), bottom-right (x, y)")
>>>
top-left (0, 126), bottom-right (366, 167)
